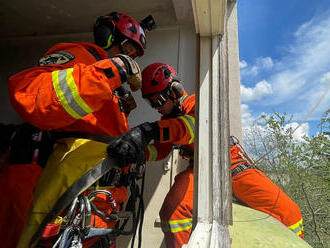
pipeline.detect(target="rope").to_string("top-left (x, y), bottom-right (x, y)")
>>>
top-left (233, 85), bottom-right (330, 224)
top-left (254, 85), bottom-right (330, 164)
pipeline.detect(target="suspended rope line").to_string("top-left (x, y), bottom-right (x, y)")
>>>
top-left (254, 85), bottom-right (330, 164)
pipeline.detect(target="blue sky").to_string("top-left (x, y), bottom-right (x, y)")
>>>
top-left (237, 0), bottom-right (330, 138)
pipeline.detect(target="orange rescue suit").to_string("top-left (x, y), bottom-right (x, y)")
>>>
top-left (3, 42), bottom-right (129, 247)
top-left (145, 94), bottom-right (303, 248)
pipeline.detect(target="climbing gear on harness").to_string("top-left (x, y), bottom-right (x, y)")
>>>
top-left (88, 190), bottom-right (118, 222)
top-left (230, 136), bottom-right (255, 166)
top-left (55, 164), bottom-right (146, 248)
top-left (28, 157), bottom-right (118, 246)
top-left (28, 155), bottom-right (146, 248)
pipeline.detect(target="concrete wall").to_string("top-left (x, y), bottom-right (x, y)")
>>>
top-left (120, 24), bottom-right (196, 248)
top-left (227, 2), bottom-right (242, 141)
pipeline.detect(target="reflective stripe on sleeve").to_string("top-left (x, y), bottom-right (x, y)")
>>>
top-left (52, 68), bottom-right (93, 119)
top-left (178, 115), bottom-right (195, 144)
top-left (161, 218), bottom-right (193, 233)
top-left (147, 144), bottom-right (158, 161)
top-left (288, 218), bottom-right (304, 236)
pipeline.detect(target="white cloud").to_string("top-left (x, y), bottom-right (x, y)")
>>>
top-left (240, 60), bottom-right (247, 69)
top-left (240, 11), bottom-right (330, 123)
top-left (241, 104), bottom-right (255, 127)
top-left (242, 116), bottom-right (310, 149)
top-left (240, 56), bottom-right (274, 77)
top-left (269, 12), bottom-right (330, 108)
top-left (241, 80), bottom-right (273, 102)
top-left (284, 122), bottom-right (309, 142)
top-left (257, 57), bottom-right (274, 69)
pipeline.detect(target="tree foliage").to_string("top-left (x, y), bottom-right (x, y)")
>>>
top-left (243, 109), bottom-right (330, 248)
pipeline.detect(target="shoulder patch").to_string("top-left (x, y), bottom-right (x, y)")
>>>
top-left (39, 51), bottom-right (75, 66)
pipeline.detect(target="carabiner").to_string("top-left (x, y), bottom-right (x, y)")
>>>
top-left (88, 190), bottom-right (118, 222)
top-left (63, 197), bottom-right (79, 227)
top-left (82, 196), bottom-right (91, 235)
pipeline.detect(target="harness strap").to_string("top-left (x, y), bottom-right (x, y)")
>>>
top-left (50, 131), bottom-right (116, 144)
top-left (231, 163), bottom-right (251, 177)
top-left (231, 159), bottom-right (246, 167)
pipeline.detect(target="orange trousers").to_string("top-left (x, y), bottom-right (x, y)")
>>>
top-left (159, 167), bottom-right (194, 248)
top-left (232, 168), bottom-right (304, 238)
top-left (159, 167), bottom-right (303, 248)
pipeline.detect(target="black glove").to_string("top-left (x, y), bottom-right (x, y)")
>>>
top-left (107, 122), bottom-right (159, 167)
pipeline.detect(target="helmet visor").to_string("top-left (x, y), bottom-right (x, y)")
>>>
top-left (120, 39), bottom-right (140, 58)
top-left (144, 93), bottom-right (169, 108)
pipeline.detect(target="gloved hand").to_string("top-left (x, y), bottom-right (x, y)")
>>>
top-left (107, 122), bottom-right (159, 167)
top-left (114, 86), bottom-right (137, 115)
top-left (121, 92), bottom-right (137, 115)
top-left (116, 54), bottom-right (142, 91)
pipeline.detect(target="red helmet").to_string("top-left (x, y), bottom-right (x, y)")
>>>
top-left (94, 12), bottom-right (146, 56)
top-left (141, 63), bottom-right (176, 97)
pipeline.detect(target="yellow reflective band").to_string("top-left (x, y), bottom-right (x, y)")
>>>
top-left (147, 144), bottom-right (158, 161)
top-left (161, 218), bottom-right (193, 233)
top-left (104, 34), bottom-right (113, 49)
top-left (288, 218), bottom-right (304, 236)
top-left (52, 70), bottom-right (80, 119)
top-left (64, 68), bottom-right (93, 114)
top-left (179, 115), bottom-right (195, 144)
top-left (296, 226), bottom-right (304, 237)
top-left (52, 69), bottom-right (93, 119)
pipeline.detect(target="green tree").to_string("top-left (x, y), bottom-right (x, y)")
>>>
top-left (243, 109), bottom-right (330, 248)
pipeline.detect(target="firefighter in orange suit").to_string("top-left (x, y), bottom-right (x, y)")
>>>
top-left (107, 63), bottom-right (304, 248)
top-left (2, 12), bottom-right (147, 247)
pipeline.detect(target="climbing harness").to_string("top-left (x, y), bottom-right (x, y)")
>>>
top-left (42, 161), bottom-right (146, 248)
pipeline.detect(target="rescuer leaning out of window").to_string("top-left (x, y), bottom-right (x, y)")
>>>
top-left (107, 63), bottom-right (304, 248)
top-left (3, 12), bottom-right (152, 248)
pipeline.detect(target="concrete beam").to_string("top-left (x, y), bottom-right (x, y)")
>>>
top-left (191, 0), bottom-right (226, 36)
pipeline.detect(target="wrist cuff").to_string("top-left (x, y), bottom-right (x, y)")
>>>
top-left (111, 58), bottom-right (127, 84)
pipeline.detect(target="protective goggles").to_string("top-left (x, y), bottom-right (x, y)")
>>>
top-left (120, 39), bottom-right (140, 58)
top-left (144, 93), bottom-right (169, 108)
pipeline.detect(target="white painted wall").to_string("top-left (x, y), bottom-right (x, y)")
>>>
top-left (120, 24), bottom-right (197, 248)
top-left (227, 2), bottom-right (242, 141)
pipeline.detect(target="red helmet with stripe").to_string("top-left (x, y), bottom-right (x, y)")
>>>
top-left (141, 63), bottom-right (176, 97)
top-left (94, 12), bottom-right (146, 56)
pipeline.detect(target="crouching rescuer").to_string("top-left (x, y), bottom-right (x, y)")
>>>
top-left (107, 63), bottom-right (304, 248)
top-left (6, 12), bottom-right (156, 247)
